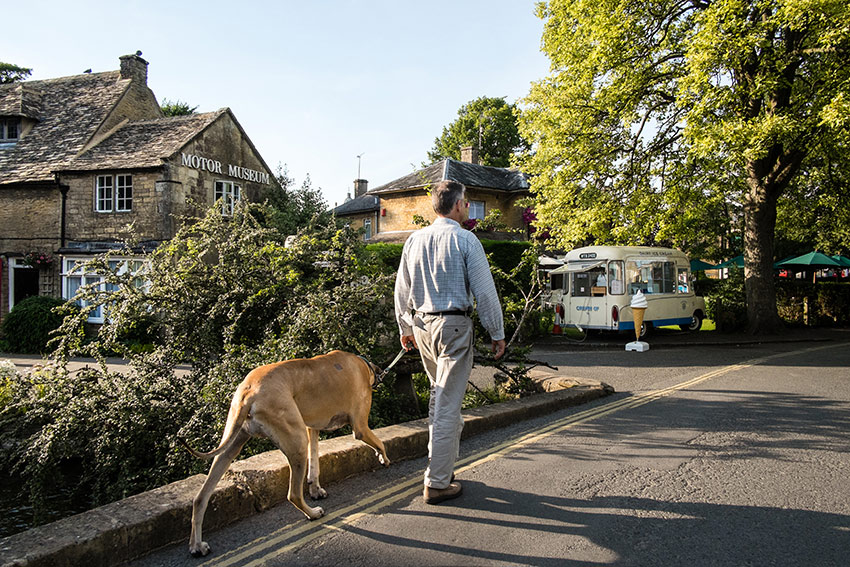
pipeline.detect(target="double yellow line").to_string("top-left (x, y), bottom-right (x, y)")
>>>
top-left (203, 343), bottom-right (838, 567)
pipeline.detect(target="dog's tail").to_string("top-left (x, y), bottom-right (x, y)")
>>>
top-left (179, 389), bottom-right (252, 461)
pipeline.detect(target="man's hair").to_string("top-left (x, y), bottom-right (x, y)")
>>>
top-left (431, 180), bottom-right (466, 216)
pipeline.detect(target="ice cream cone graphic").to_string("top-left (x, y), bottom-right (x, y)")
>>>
top-left (632, 306), bottom-right (646, 341)
top-left (630, 290), bottom-right (648, 341)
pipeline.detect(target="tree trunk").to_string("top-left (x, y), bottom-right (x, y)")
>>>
top-left (743, 178), bottom-right (783, 334)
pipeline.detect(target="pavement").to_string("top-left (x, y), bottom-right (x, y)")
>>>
top-left (0, 326), bottom-right (846, 567)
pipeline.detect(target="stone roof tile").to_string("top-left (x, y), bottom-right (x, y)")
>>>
top-left (370, 159), bottom-right (528, 194)
top-left (65, 110), bottom-right (225, 170)
top-left (0, 71), bottom-right (129, 184)
top-left (332, 193), bottom-right (381, 215)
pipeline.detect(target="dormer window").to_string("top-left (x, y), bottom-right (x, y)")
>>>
top-left (1, 118), bottom-right (20, 143)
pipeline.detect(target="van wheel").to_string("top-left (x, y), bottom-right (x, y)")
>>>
top-left (639, 321), bottom-right (652, 338)
top-left (679, 313), bottom-right (703, 332)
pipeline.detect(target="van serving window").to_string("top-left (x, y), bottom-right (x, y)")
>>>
top-left (627, 259), bottom-right (676, 294)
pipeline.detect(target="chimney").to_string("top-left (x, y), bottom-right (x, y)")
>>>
top-left (119, 52), bottom-right (149, 85)
top-left (460, 146), bottom-right (479, 165)
top-left (354, 179), bottom-right (368, 197)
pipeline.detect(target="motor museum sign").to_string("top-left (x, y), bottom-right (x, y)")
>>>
top-left (181, 152), bottom-right (271, 185)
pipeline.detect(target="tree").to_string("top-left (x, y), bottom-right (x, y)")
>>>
top-left (264, 164), bottom-right (331, 235)
top-left (428, 96), bottom-right (528, 167)
top-left (518, 0), bottom-right (850, 333)
top-left (160, 98), bottom-right (198, 116)
top-left (0, 62), bottom-right (32, 83)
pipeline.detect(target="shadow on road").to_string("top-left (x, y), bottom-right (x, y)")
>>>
top-left (344, 481), bottom-right (850, 566)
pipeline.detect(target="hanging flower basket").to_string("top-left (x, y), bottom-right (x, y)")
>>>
top-left (23, 252), bottom-right (54, 269)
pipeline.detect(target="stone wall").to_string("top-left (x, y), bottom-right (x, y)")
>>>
top-left (0, 184), bottom-right (61, 252)
top-left (62, 170), bottom-right (169, 242)
top-left (169, 114), bottom-right (272, 221)
top-left (378, 189), bottom-right (527, 232)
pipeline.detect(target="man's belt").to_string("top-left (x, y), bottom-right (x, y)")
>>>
top-left (417, 310), bottom-right (470, 317)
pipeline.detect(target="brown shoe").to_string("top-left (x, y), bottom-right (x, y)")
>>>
top-left (424, 482), bottom-right (463, 505)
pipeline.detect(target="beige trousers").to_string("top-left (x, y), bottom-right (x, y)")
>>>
top-left (412, 313), bottom-right (474, 489)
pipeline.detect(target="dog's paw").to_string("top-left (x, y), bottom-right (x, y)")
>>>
top-left (306, 505), bottom-right (325, 520)
top-left (378, 453), bottom-right (391, 467)
top-left (309, 486), bottom-right (328, 500)
top-left (189, 541), bottom-right (211, 557)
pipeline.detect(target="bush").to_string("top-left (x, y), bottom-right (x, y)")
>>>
top-left (776, 281), bottom-right (850, 326)
top-left (1, 204), bottom-right (403, 528)
top-left (365, 242), bottom-right (403, 271)
top-left (1, 296), bottom-right (75, 354)
top-left (703, 268), bottom-right (748, 332)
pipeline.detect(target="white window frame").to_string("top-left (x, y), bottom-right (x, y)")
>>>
top-left (95, 174), bottom-right (133, 213)
top-left (364, 218), bottom-right (372, 240)
top-left (6, 257), bottom-right (35, 313)
top-left (62, 257), bottom-right (148, 323)
top-left (116, 174), bottom-right (133, 212)
top-left (215, 180), bottom-right (242, 215)
top-left (96, 175), bottom-right (114, 212)
top-left (469, 200), bottom-right (485, 220)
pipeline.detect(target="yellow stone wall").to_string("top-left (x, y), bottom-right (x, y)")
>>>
top-left (378, 189), bottom-right (528, 232)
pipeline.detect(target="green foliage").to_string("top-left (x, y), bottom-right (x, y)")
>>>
top-left (159, 98), bottom-right (198, 116)
top-left (1, 202), bottom-right (400, 525)
top-left (703, 269), bottom-right (748, 332)
top-left (365, 242), bottom-right (404, 271)
top-left (264, 165), bottom-right (331, 235)
top-left (411, 214), bottom-right (431, 228)
top-left (520, 0), bottom-right (850, 332)
top-left (428, 96), bottom-right (528, 167)
top-left (468, 209), bottom-right (522, 235)
top-left (0, 360), bottom-right (19, 407)
top-left (478, 241), bottom-right (546, 346)
top-left (776, 281), bottom-right (850, 326)
top-left (1, 296), bottom-right (76, 354)
top-left (0, 62), bottom-right (32, 84)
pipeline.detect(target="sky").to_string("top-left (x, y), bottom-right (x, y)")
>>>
top-left (4, 0), bottom-right (550, 208)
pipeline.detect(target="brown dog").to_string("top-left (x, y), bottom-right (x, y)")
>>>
top-left (181, 350), bottom-right (390, 557)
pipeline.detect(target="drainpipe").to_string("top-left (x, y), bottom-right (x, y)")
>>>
top-left (56, 175), bottom-right (69, 248)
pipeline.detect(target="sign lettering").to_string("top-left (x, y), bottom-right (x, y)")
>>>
top-left (181, 153), bottom-right (270, 185)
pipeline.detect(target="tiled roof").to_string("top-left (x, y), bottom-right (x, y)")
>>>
top-left (0, 84), bottom-right (43, 119)
top-left (370, 158), bottom-right (529, 194)
top-left (332, 193), bottom-right (380, 215)
top-left (65, 110), bottom-right (225, 170)
top-left (0, 71), bottom-right (131, 184)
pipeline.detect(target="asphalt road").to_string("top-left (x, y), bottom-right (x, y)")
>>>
top-left (131, 338), bottom-right (850, 567)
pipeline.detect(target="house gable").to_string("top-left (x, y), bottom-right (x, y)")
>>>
top-left (336, 158), bottom-right (530, 240)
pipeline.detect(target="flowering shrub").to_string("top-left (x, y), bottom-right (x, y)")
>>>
top-left (0, 360), bottom-right (17, 380)
top-left (0, 360), bottom-right (18, 407)
top-left (23, 252), bottom-right (53, 268)
top-left (0, 203), bottom-right (402, 527)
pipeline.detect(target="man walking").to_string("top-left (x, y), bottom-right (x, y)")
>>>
top-left (394, 180), bottom-right (506, 504)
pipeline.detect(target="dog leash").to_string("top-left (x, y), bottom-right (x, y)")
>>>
top-left (376, 347), bottom-right (410, 384)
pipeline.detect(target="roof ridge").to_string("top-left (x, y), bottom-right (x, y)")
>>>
top-left (119, 108), bottom-right (225, 126)
top-left (23, 69), bottom-right (122, 85)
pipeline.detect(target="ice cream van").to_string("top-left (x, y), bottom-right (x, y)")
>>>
top-left (546, 246), bottom-right (706, 337)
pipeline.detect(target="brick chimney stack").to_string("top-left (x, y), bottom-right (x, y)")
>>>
top-left (460, 146), bottom-right (479, 165)
top-left (119, 52), bottom-right (149, 85)
top-left (354, 179), bottom-right (368, 197)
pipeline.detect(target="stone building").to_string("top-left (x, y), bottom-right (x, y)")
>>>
top-left (332, 146), bottom-right (530, 243)
top-left (0, 53), bottom-right (276, 323)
